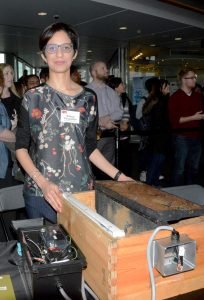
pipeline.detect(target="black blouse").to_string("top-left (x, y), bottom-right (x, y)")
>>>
top-left (16, 84), bottom-right (98, 196)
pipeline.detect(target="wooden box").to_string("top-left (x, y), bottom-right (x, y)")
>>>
top-left (58, 181), bottom-right (204, 300)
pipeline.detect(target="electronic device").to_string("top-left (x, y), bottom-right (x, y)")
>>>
top-left (19, 224), bottom-right (86, 300)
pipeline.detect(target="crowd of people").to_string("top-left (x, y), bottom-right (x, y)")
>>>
top-left (135, 69), bottom-right (204, 187)
top-left (0, 21), bottom-right (204, 223)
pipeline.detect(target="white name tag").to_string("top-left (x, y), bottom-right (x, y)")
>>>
top-left (60, 110), bottom-right (80, 124)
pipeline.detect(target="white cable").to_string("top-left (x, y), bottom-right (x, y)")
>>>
top-left (147, 226), bottom-right (174, 300)
top-left (58, 286), bottom-right (72, 300)
top-left (81, 277), bottom-right (99, 300)
top-left (81, 277), bottom-right (87, 300)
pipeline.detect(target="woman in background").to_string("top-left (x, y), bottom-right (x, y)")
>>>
top-left (0, 64), bottom-right (21, 119)
top-left (108, 76), bottom-right (131, 175)
top-left (143, 79), bottom-right (170, 186)
top-left (0, 68), bottom-right (16, 187)
top-left (0, 64), bottom-right (22, 184)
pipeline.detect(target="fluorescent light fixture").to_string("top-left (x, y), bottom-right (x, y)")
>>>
top-left (38, 11), bottom-right (47, 16)
top-left (87, 50), bottom-right (92, 53)
top-left (119, 26), bottom-right (127, 30)
top-left (175, 37), bottom-right (182, 41)
top-left (150, 44), bottom-right (156, 47)
top-left (132, 52), bottom-right (143, 61)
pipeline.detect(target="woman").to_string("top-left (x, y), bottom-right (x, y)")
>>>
top-left (0, 64), bottom-right (22, 120)
top-left (16, 22), bottom-right (131, 223)
top-left (108, 77), bottom-right (131, 175)
top-left (143, 79), bottom-right (170, 186)
top-left (0, 68), bottom-right (16, 187)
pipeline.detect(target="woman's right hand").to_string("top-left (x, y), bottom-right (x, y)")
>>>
top-left (40, 180), bottom-right (62, 213)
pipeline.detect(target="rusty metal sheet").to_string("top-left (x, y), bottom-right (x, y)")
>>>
top-left (95, 181), bottom-right (204, 222)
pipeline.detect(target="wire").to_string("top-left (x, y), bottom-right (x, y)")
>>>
top-left (146, 225), bottom-right (174, 300)
top-left (26, 237), bottom-right (43, 258)
top-left (56, 281), bottom-right (72, 300)
top-left (81, 277), bottom-right (99, 300)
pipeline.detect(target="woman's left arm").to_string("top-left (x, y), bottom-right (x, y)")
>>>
top-left (89, 149), bottom-right (133, 181)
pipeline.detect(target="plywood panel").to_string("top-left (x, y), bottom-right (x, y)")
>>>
top-left (73, 190), bottom-right (96, 211)
top-left (114, 217), bottom-right (204, 300)
top-left (58, 195), bottom-right (118, 300)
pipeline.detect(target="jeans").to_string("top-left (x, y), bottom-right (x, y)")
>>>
top-left (24, 193), bottom-right (57, 223)
top-left (172, 135), bottom-right (202, 186)
top-left (146, 153), bottom-right (165, 186)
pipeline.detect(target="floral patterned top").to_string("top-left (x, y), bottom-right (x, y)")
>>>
top-left (16, 84), bottom-right (98, 196)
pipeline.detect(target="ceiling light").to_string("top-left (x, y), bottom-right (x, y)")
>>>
top-left (87, 50), bottom-right (92, 53)
top-left (119, 26), bottom-right (127, 30)
top-left (132, 52), bottom-right (143, 61)
top-left (150, 44), bottom-right (156, 47)
top-left (38, 11), bottom-right (47, 16)
top-left (175, 37), bottom-right (182, 41)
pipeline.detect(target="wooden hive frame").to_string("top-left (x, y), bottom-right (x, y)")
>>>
top-left (58, 190), bottom-right (204, 300)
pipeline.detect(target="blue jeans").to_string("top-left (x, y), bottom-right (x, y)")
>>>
top-left (146, 153), bottom-right (165, 186)
top-left (172, 135), bottom-right (202, 186)
top-left (24, 193), bottom-right (57, 223)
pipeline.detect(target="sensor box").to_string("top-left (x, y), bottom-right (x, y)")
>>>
top-left (19, 224), bottom-right (86, 300)
top-left (153, 234), bottom-right (196, 276)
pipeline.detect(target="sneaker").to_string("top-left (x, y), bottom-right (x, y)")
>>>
top-left (139, 171), bottom-right (147, 182)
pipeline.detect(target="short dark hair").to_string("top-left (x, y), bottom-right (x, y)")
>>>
top-left (39, 22), bottom-right (79, 54)
top-left (178, 67), bottom-right (195, 80)
top-left (25, 74), bottom-right (39, 85)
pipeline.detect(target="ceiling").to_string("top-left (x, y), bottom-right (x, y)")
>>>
top-left (0, 0), bottom-right (203, 70)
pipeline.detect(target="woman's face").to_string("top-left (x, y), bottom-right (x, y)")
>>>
top-left (42, 30), bottom-right (76, 74)
top-left (3, 66), bottom-right (14, 89)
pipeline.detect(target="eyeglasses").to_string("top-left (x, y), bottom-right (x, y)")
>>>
top-left (44, 43), bottom-right (73, 54)
top-left (184, 76), bottom-right (197, 80)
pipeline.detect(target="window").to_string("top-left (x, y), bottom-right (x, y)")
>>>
top-left (0, 53), bottom-right (5, 63)
top-left (18, 61), bottom-right (23, 79)
top-left (25, 65), bottom-right (31, 75)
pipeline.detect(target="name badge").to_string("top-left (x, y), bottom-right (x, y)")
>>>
top-left (60, 110), bottom-right (80, 124)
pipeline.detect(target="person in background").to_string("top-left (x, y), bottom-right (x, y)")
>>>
top-left (108, 76), bottom-right (131, 175)
top-left (169, 68), bottom-right (204, 185)
top-left (18, 69), bottom-right (28, 86)
top-left (70, 65), bottom-right (87, 86)
top-left (15, 22), bottom-right (132, 223)
top-left (137, 77), bottom-right (159, 182)
top-left (144, 79), bottom-right (170, 186)
top-left (25, 74), bottom-right (40, 90)
top-left (86, 62), bottom-right (123, 171)
top-left (0, 64), bottom-right (21, 120)
top-left (39, 67), bottom-right (49, 84)
top-left (14, 81), bottom-right (25, 98)
top-left (0, 68), bottom-right (16, 187)
top-left (0, 64), bottom-right (21, 185)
